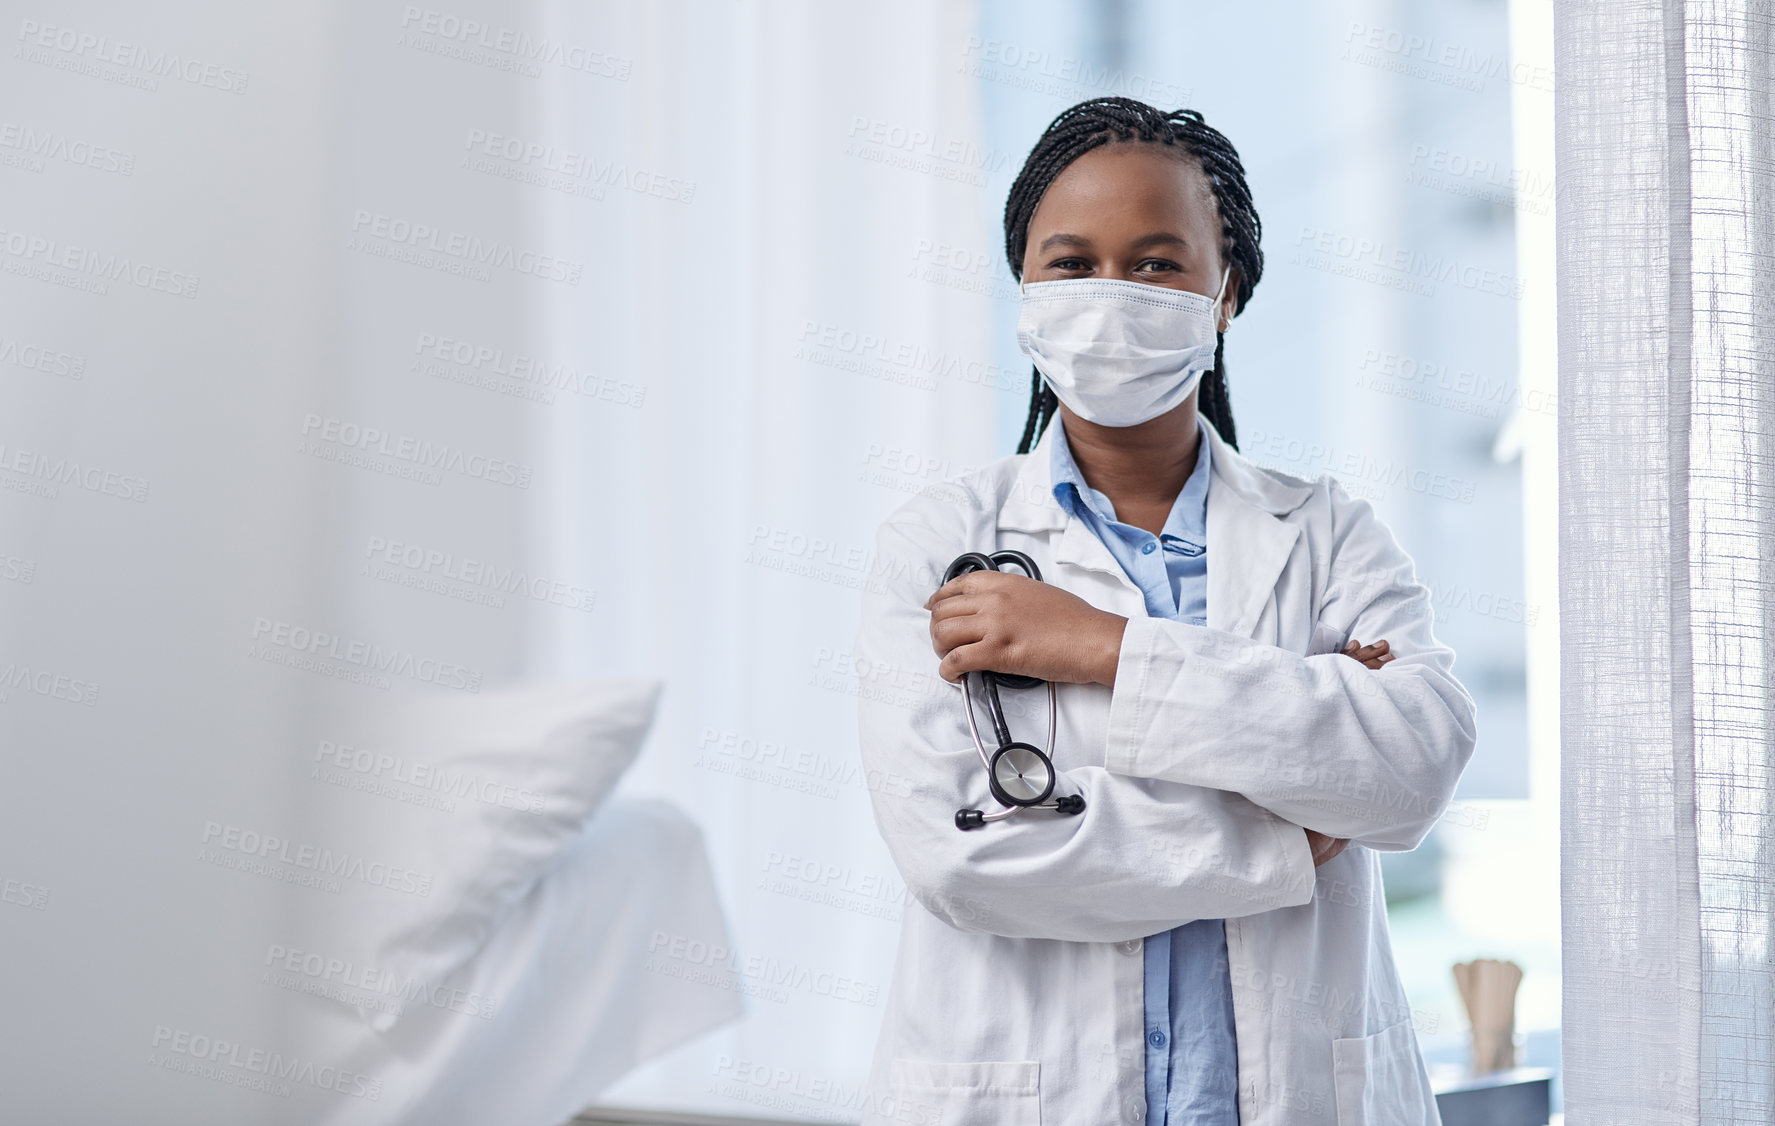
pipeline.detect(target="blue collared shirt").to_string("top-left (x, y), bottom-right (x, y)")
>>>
top-left (1050, 416), bottom-right (1239, 1126)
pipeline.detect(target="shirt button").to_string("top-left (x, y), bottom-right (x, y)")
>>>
top-left (1123, 1094), bottom-right (1146, 1122)
top-left (1117, 939), bottom-right (1141, 955)
top-left (1148, 1030), bottom-right (1168, 1048)
top-left (1141, 541), bottom-right (1156, 554)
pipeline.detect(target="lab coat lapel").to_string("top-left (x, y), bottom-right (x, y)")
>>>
top-left (1001, 415), bottom-right (1310, 630)
top-left (1206, 482), bottom-right (1299, 639)
top-left (1202, 420), bottom-right (1308, 639)
top-left (1050, 511), bottom-right (1125, 581)
top-left (999, 423), bottom-right (1146, 615)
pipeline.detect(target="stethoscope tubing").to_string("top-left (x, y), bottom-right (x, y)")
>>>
top-left (955, 675), bottom-right (1059, 823)
top-left (941, 549), bottom-right (1079, 828)
top-left (957, 673), bottom-right (1058, 777)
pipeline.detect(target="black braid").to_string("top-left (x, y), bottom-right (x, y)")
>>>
top-left (1005, 96), bottom-right (1264, 454)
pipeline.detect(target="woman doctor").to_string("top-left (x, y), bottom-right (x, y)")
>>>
top-left (855, 98), bottom-right (1477, 1126)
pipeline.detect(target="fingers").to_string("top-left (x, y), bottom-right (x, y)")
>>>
top-left (1341, 638), bottom-right (1396, 668)
top-left (939, 628), bottom-right (1036, 683)
top-left (927, 591), bottom-right (986, 623)
top-left (923, 571), bottom-right (985, 611)
top-left (929, 604), bottom-right (987, 658)
top-left (925, 579), bottom-right (1014, 659)
top-left (922, 569), bottom-right (1026, 611)
top-left (937, 642), bottom-right (992, 684)
top-left (1304, 828), bottom-right (1352, 866)
top-left (926, 575), bottom-right (1008, 673)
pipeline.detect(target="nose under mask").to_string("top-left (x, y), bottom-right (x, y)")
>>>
top-left (1015, 268), bottom-right (1229, 428)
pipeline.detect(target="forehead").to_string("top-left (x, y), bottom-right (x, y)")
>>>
top-left (1028, 142), bottom-right (1218, 234)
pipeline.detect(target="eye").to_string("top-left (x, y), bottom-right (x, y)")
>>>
top-left (1135, 258), bottom-right (1181, 274)
top-left (1045, 256), bottom-right (1091, 272)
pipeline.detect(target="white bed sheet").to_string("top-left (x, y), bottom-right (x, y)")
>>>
top-left (285, 796), bottom-right (742, 1126)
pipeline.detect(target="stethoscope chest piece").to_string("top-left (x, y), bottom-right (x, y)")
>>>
top-left (988, 742), bottom-right (1054, 806)
top-left (940, 551), bottom-right (1087, 831)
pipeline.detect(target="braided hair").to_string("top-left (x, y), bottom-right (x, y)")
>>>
top-left (1005, 97), bottom-right (1263, 454)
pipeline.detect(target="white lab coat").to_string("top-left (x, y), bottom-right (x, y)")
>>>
top-left (854, 416), bottom-right (1476, 1126)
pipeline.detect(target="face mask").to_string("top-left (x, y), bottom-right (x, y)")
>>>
top-left (1015, 268), bottom-right (1229, 427)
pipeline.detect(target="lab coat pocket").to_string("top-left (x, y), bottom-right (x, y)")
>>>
top-left (1330, 1018), bottom-right (1432, 1126)
top-left (887, 1058), bottom-right (1040, 1125)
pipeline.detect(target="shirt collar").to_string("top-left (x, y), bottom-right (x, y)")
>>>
top-left (998, 411), bottom-right (1315, 536)
top-left (1049, 414), bottom-right (1212, 547)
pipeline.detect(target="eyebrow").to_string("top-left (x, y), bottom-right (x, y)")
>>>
top-left (1036, 231), bottom-right (1191, 253)
top-left (1130, 232), bottom-right (1190, 251)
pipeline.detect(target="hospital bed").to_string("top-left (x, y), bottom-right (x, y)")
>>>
top-left (282, 796), bottom-right (741, 1126)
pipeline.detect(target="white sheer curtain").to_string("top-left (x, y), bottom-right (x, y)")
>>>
top-left (0, 0), bottom-right (996, 1119)
top-left (4, 1), bottom-right (956, 1120)
top-left (1557, 0), bottom-right (1775, 1120)
top-left (0, 1), bottom-right (573, 1120)
top-left (526, 1), bottom-right (1005, 1116)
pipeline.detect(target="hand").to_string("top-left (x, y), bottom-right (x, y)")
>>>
top-left (924, 570), bottom-right (1127, 686)
top-left (1306, 829), bottom-right (1349, 867)
top-left (1340, 638), bottom-right (1395, 669)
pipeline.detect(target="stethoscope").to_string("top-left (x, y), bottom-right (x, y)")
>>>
top-left (940, 551), bottom-right (1087, 831)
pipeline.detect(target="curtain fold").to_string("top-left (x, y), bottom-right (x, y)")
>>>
top-left (1558, 0), bottom-right (1775, 1120)
top-left (540, 1), bottom-right (1005, 1114)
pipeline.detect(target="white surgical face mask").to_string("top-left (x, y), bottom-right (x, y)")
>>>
top-left (1015, 268), bottom-right (1229, 428)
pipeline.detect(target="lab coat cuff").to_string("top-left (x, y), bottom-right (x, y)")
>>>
top-left (1273, 821), bottom-right (1319, 909)
top-left (1104, 615), bottom-right (1164, 777)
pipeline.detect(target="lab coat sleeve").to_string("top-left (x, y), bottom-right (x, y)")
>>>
top-left (1102, 479), bottom-right (1478, 851)
top-left (856, 497), bottom-right (1317, 943)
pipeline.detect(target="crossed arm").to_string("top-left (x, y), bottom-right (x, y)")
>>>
top-left (855, 492), bottom-right (1476, 943)
top-left (923, 565), bottom-right (1394, 867)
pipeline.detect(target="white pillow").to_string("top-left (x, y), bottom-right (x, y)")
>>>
top-left (278, 677), bottom-right (661, 1030)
